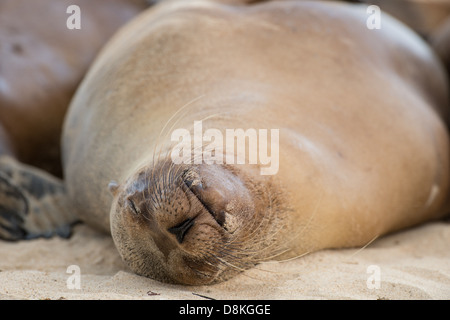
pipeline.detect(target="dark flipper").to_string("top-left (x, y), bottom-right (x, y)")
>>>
top-left (0, 156), bottom-right (79, 241)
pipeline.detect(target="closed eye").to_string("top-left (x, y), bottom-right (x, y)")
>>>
top-left (128, 198), bottom-right (141, 215)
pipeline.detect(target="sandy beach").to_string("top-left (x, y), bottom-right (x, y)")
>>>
top-left (0, 220), bottom-right (449, 300)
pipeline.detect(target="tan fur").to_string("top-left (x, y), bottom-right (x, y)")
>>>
top-left (63, 0), bottom-right (450, 284)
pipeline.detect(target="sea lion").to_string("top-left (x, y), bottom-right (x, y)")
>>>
top-left (62, 0), bottom-right (450, 284)
top-left (0, 0), bottom-right (148, 177)
top-left (0, 0), bottom-right (148, 238)
top-left (2, 0), bottom-right (450, 285)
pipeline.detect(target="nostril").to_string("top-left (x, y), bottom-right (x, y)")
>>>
top-left (183, 170), bottom-right (202, 190)
top-left (168, 217), bottom-right (195, 244)
top-left (212, 210), bottom-right (225, 227)
top-left (184, 182), bottom-right (226, 227)
top-left (182, 170), bottom-right (228, 228)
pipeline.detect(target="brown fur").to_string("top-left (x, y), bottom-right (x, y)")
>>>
top-left (0, 0), bottom-right (148, 176)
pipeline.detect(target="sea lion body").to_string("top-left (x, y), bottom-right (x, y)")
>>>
top-left (62, 0), bottom-right (450, 284)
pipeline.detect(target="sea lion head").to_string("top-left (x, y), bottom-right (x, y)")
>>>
top-left (109, 161), bottom-right (284, 285)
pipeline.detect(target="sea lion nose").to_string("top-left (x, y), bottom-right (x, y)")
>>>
top-left (182, 168), bottom-right (227, 227)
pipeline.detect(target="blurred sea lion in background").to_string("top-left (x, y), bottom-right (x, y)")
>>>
top-left (0, 0), bottom-right (148, 176)
top-left (0, 0), bottom-right (149, 238)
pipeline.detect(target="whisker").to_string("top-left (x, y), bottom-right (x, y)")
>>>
top-left (348, 234), bottom-right (379, 258)
top-left (263, 250), bottom-right (310, 263)
top-left (153, 94), bottom-right (207, 166)
top-left (233, 270), bottom-right (266, 282)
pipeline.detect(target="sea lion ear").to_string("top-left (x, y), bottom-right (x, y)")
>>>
top-left (108, 181), bottom-right (120, 196)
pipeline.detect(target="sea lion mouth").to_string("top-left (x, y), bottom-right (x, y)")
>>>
top-left (167, 216), bottom-right (196, 244)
